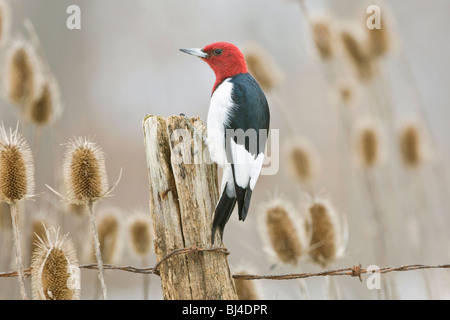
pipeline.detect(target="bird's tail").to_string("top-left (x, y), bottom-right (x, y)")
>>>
top-left (235, 185), bottom-right (253, 222)
top-left (211, 183), bottom-right (236, 244)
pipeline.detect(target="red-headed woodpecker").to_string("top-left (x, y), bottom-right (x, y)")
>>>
top-left (180, 42), bottom-right (270, 243)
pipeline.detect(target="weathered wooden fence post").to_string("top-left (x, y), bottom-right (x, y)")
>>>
top-left (142, 115), bottom-right (237, 300)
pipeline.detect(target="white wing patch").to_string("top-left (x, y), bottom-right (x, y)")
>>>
top-left (230, 139), bottom-right (265, 191)
top-left (221, 164), bottom-right (236, 198)
top-left (250, 152), bottom-right (264, 190)
top-left (207, 79), bottom-right (235, 167)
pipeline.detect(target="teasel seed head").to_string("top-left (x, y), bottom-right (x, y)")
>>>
top-left (365, 6), bottom-right (395, 60)
top-left (233, 266), bottom-right (261, 300)
top-left (244, 43), bottom-right (283, 92)
top-left (26, 75), bottom-right (61, 126)
top-left (285, 137), bottom-right (320, 186)
top-left (339, 85), bottom-right (352, 104)
top-left (258, 197), bottom-right (305, 266)
top-left (330, 77), bottom-right (360, 110)
top-left (311, 19), bottom-right (334, 60)
top-left (341, 29), bottom-right (374, 80)
top-left (31, 225), bottom-right (80, 300)
top-left (0, 124), bottom-right (35, 203)
top-left (62, 137), bottom-right (109, 205)
top-left (0, 0), bottom-right (11, 47)
top-left (92, 207), bottom-right (122, 264)
top-left (4, 39), bottom-right (41, 106)
top-left (128, 211), bottom-right (153, 258)
top-left (302, 196), bottom-right (343, 268)
top-left (354, 118), bottom-right (385, 169)
top-left (367, 20), bottom-right (390, 59)
top-left (398, 120), bottom-right (426, 169)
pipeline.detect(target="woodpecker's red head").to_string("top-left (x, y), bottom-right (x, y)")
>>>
top-left (180, 42), bottom-right (248, 93)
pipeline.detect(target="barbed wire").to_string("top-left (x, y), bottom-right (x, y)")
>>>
top-left (1, 246), bottom-right (449, 281)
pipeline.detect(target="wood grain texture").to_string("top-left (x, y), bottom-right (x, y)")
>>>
top-left (143, 115), bottom-right (237, 300)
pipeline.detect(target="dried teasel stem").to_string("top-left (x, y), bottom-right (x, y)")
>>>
top-left (31, 225), bottom-right (80, 300)
top-left (46, 137), bottom-right (122, 300)
top-left (9, 202), bottom-right (27, 299)
top-left (87, 201), bottom-right (107, 300)
top-left (90, 207), bottom-right (121, 299)
top-left (0, 123), bottom-right (35, 299)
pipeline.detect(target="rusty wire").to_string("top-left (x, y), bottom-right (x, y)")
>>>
top-left (1, 246), bottom-right (449, 281)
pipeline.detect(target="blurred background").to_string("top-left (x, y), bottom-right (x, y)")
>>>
top-left (0, 0), bottom-right (449, 299)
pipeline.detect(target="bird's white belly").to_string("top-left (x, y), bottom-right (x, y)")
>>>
top-left (207, 79), bottom-right (234, 167)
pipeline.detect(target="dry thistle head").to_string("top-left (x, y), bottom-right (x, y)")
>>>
top-left (398, 121), bottom-right (425, 169)
top-left (354, 118), bottom-right (385, 169)
top-left (128, 212), bottom-right (153, 258)
top-left (311, 19), bottom-right (334, 60)
top-left (341, 29), bottom-right (374, 80)
top-left (0, 0), bottom-right (11, 47)
top-left (303, 196), bottom-right (343, 268)
top-left (285, 137), bottom-right (320, 185)
top-left (365, 7), bottom-right (394, 59)
top-left (339, 85), bottom-right (352, 104)
top-left (367, 20), bottom-right (390, 59)
top-left (244, 43), bottom-right (282, 92)
top-left (26, 76), bottom-right (61, 126)
top-left (258, 197), bottom-right (305, 266)
top-left (0, 124), bottom-right (35, 203)
top-left (63, 137), bottom-right (109, 205)
top-left (4, 39), bottom-right (41, 106)
top-left (31, 226), bottom-right (80, 300)
top-left (92, 207), bottom-right (122, 264)
top-left (330, 77), bottom-right (360, 109)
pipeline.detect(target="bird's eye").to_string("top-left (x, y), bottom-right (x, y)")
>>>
top-left (213, 48), bottom-right (223, 56)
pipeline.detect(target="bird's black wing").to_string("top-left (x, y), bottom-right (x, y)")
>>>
top-left (226, 73), bottom-right (270, 221)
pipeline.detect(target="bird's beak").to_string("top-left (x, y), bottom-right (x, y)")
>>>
top-left (179, 48), bottom-right (208, 58)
